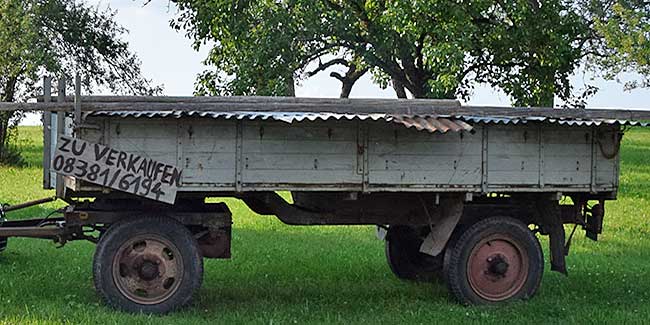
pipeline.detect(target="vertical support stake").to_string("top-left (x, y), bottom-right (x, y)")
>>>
top-left (539, 124), bottom-right (545, 189)
top-left (55, 77), bottom-right (66, 198)
top-left (235, 120), bottom-right (243, 192)
top-left (481, 125), bottom-right (489, 193)
top-left (74, 73), bottom-right (81, 126)
top-left (590, 128), bottom-right (597, 193)
top-left (42, 77), bottom-right (52, 189)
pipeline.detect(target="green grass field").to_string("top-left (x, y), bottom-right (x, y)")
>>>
top-left (1, 126), bottom-right (649, 324)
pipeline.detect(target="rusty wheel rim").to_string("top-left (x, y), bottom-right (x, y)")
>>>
top-left (466, 234), bottom-right (529, 302)
top-left (112, 235), bottom-right (183, 305)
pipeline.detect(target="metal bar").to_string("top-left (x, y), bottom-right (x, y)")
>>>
top-left (0, 226), bottom-right (65, 239)
top-left (0, 217), bottom-right (64, 227)
top-left (3, 197), bottom-right (57, 212)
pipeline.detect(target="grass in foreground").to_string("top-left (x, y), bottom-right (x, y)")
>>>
top-left (0, 126), bottom-right (649, 324)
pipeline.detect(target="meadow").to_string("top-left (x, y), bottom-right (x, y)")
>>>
top-left (0, 126), bottom-right (649, 324)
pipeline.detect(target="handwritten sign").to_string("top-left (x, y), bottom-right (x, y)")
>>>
top-left (52, 135), bottom-right (182, 204)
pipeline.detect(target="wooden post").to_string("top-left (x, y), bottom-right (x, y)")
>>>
top-left (56, 77), bottom-right (66, 198)
top-left (74, 73), bottom-right (81, 125)
top-left (42, 77), bottom-right (52, 189)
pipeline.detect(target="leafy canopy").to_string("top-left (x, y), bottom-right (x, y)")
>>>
top-left (0, 0), bottom-right (160, 164)
top-left (173, 0), bottom-right (594, 106)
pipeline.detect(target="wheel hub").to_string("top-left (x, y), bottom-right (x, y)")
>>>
top-left (112, 235), bottom-right (184, 305)
top-left (138, 260), bottom-right (160, 281)
top-left (467, 235), bottom-right (529, 302)
top-left (487, 254), bottom-right (509, 277)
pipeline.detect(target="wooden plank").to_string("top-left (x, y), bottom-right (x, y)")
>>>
top-left (53, 135), bottom-right (182, 204)
top-left (242, 154), bottom-right (358, 171)
top-left (74, 74), bottom-right (81, 125)
top-left (42, 77), bottom-right (52, 189)
top-left (486, 124), bottom-right (540, 186)
top-left (369, 169), bottom-right (481, 185)
top-left (242, 170), bottom-right (361, 184)
top-left (55, 79), bottom-right (66, 198)
top-left (2, 97), bottom-right (650, 121)
top-left (243, 120), bottom-right (357, 141)
top-left (368, 154), bottom-right (482, 171)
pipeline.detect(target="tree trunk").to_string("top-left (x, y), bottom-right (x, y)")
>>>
top-left (286, 74), bottom-right (296, 97)
top-left (392, 77), bottom-right (407, 98)
top-left (0, 76), bottom-right (19, 161)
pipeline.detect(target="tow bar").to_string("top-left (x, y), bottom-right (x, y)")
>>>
top-left (0, 197), bottom-right (66, 240)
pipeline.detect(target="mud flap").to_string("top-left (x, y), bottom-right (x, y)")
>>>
top-left (418, 196), bottom-right (464, 257)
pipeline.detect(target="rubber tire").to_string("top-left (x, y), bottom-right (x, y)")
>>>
top-left (0, 237), bottom-right (7, 253)
top-left (443, 217), bottom-right (543, 305)
top-left (93, 217), bottom-right (204, 314)
top-left (385, 226), bottom-right (443, 282)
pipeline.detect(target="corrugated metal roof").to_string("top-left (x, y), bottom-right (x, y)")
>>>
top-left (87, 110), bottom-right (648, 134)
top-left (87, 110), bottom-right (474, 133)
top-left (456, 115), bottom-right (648, 127)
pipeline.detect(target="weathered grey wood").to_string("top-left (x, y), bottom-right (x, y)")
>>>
top-left (74, 114), bottom-right (621, 195)
top-left (2, 96), bottom-right (650, 121)
top-left (368, 122), bottom-right (482, 186)
top-left (180, 119), bottom-right (236, 186)
top-left (543, 126), bottom-right (592, 185)
top-left (42, 77), bottom-right (52, 189)
top-left (74, 74), bottom-right (81, 125)
top-left (487, 125), bottom-right (540, 185)
top-left (241, 120), bottom-right (362, 186)
top-left (55, 78), bottom-right (66, 198)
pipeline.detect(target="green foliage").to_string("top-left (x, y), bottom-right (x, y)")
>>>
top-left (592, 1), bottom-right (650, 90)
top-left (173, 0), bottom-right (594, 106)
top-left (0, 0), bottom-right (161, 165)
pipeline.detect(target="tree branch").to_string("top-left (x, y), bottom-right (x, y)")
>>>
top-left (307, 58), bottom-right (350, 77)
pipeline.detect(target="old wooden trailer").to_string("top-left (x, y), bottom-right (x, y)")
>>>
top-left (1, 80), bottom-right (649, 313)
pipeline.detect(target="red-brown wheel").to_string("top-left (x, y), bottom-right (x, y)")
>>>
top-left (443, 217), bottom-right (543, 305)
top-left (93, 217), bottom-right (203, 314)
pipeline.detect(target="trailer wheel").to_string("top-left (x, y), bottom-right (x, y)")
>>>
top-left (443, 217), bottom-right (543, 305)
top-left (93, 217), bottom-right (203, 314)
top-left (385, 226), bottom-right (443, 282)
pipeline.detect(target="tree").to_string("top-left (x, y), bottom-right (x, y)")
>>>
top-left (172, 0), bottom-right (594, 106)
top-left (0, 0), bottom-right (160, 164)
top-left (590, 0), bottom-right (650, 90)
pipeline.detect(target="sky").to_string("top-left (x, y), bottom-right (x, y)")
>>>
top-left (21, 0), bottom-right (650, 124)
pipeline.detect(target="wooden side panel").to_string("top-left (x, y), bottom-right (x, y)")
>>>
top-left (542, 126), bottom-right (592, 185)
top-left (487, 125), bottom-right (540, 185)
top-left (367, 122), bottom-right (482, 186)
top-left (106, 118), bottom-right (178, 166)
top-left (180, 119), bottom-right (236, 186)
top-left (87, 116), bottom-right (620, 193)
top-left (594, 125), bottom-right (620, 186)
top-left (241, 120), bottom-right (362, 185)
